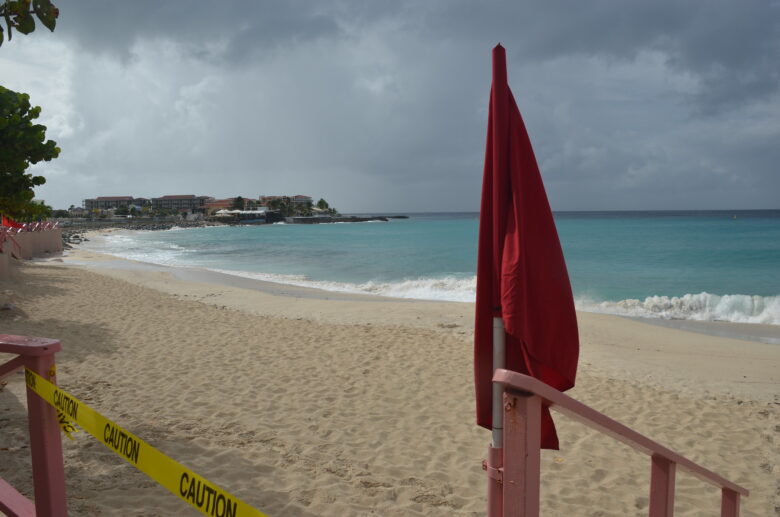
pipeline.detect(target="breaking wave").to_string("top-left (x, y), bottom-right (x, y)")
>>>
top-left (80, 233), bottom-right (780, 325)
top-left (212, 271), bottom-right (780, 324)
top-left (211, 270), bottom-right (478, 303)
top-left (578, 292), bottom-right (780, 325)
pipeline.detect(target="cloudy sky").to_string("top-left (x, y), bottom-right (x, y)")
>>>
top-left (2, 1), bottom-right (778, 212)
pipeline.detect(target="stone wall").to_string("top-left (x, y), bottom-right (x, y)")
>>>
top-left (0, 229), bottom-right (63, 281)
top-left (0, 240), bottom-right (10, 280)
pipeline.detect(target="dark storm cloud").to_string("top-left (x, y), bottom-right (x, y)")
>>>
top-left (9, 0), bottom-right (778, 210)
top-left (57, 0), bottom-right (342, 62)
top-left (419, 0), bottom-right (780, 113)
top-left (58, 0), bottom-right (780, 114)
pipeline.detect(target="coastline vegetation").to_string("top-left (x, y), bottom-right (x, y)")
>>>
top-left (0, 85), bottom-right (59, 221)
top-left (265, 197), bottom-right (338, 217)
top-left (0, 0), bottom-right (61, 222)
top-left (51, 195), bottom-right (340, 221)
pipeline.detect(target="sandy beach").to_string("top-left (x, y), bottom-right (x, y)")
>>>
top-left (1, 251), bottom-right (778, 516)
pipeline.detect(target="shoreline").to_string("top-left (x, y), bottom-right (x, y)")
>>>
top-left (627, 316), bottom-right (780, 345)
top-left (54, 248), bottom-right (475, 330)
top-left (44, 247), bottom-right (780, 403)
top-left (63, 234), bottom-right (780, 345)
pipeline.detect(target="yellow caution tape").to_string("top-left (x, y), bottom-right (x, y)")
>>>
top-left (33, 365), bottom-right (77, 439)
top-left (24, 368), bottom-right (268, 517)
top-left (57, 409), bottom-right (80, 440)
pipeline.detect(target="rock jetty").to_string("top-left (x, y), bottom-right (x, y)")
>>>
top-left (284, 215), bottom-right (409, 224)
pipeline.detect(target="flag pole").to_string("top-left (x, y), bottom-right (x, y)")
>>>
top-left (492, 316), bottom-right (505, 447)
top-left (486, 316), bottom-right (505, 516)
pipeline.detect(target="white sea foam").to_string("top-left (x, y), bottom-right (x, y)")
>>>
top-left (221, 270), bottom-right (780, 324)
top-left (210, 270), bottom-right (478, 302)
top-left (80, 235), bottom-right (780, 325)
top-left (81, 234), bottom-right (196, 266)
top-left (577, 292), bottom-right (780, 325)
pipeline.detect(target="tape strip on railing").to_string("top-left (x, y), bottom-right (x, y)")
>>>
top-left (24, 368), bottom-right (268, 517)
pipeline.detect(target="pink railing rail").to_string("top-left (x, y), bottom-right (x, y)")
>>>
top-left (0, 334), bottom-right (67, 517)
top-left (492, 368), bottom-right (749, 517)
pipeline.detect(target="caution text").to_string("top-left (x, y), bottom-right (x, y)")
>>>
top-left (103, 423), bottom-right (140, 464)
top-left (180, 473), bottom-right (237, 517)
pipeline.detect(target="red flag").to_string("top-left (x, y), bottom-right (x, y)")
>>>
top-left (1, 216), bottom-right (25, 229)
top-left (474, 45), bottom-right (579, 449)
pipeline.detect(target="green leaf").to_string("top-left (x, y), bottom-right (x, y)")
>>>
top-left (32, 0), bottom-right (56, 31)
top-left (4, 9), bottom-right (12, 42)
top-left (14, 12), bottom-right (34, 34)
top-left (0, 25), bottom-right (4, 47)
top-left (7, 1), bottom-right (27, 17)
top-left (0, 85), bottom-right (59, 220)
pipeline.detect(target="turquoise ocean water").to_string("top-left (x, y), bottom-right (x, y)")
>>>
top-left (85, 210), bottom-right (780, 325)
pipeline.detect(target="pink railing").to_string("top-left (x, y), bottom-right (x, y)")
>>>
top-left (490, 368), bottom-right (749, 516)
top-left (0, 334), bottom-right (67, 517)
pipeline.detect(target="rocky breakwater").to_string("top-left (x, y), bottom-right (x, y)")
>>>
top-left (286, 215), bottom-right (409, 224)
top-left (331, 216), bottom-right (389, 223)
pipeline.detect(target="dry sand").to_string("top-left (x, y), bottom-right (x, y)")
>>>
top-left (1, 253), bottom-right (778, 516)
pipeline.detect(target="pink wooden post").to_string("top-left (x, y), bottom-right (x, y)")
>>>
top-left (721, 489), bottom-right (740, 517)
top-left (502, 391), bottom-right (541, 517)
top-left (649, 455), bottom-right (676, 517)
top-left (0, 335), bottom-right (67, 516)
top-left (485, 445), bottom-right (503, 516)
top-left (24, 353), bottom-right (68, 517)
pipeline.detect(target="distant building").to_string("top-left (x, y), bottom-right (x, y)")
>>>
top-left (292, 195), bottom-right (313, 205)
top-left (204, 197), bottom-right (256, 213)
top-left (258, 195), bottom-right (312, 206)
top-left (259, 195), bottom-right (283, 206)
top-left (212, 208), bottom-right (268, 223)
top-left (151, 195), bottom-right (214, 212)
top-left (204, 198), bottom-right (233, 213)
top-left (83, 196), bottom-right (134, 210)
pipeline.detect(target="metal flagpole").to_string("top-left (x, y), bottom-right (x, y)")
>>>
top-left (486, 316), bottom-right (506, 516)
top-left (492, 316), bottom-right (506, 447)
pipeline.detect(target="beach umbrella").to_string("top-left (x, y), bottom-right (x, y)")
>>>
top-left (474, 44), bottom-right (579, 454)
